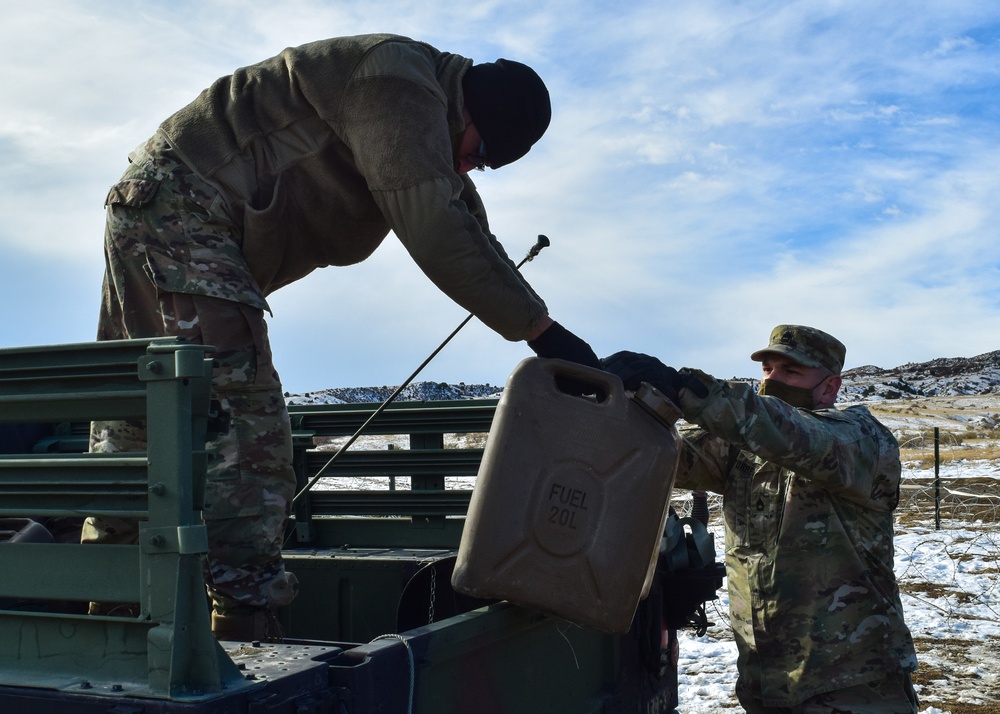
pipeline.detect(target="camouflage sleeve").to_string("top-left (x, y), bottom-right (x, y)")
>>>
top-left (674, 424), bottom-right (731, 494)
top-left (676, 369), bottom-right (900, 507)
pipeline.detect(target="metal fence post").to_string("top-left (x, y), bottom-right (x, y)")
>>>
top-left (934, 427), bottom-right (941, 530)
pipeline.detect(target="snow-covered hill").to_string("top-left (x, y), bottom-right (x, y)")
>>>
top-left (286, 350), bottom-right (1000, 405)
top-left (285, 380), bottom-right (502, 405)
top-left (841, 349), bottom-right (1000, 401)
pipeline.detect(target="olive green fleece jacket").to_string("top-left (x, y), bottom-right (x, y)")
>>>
top-left (158, 33), bottom-right (547, 341)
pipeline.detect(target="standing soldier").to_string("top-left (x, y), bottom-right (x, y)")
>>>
top-left (603, 325), bottom-right (918, 712)
top-left (85, 34), bottom-right (601, 640)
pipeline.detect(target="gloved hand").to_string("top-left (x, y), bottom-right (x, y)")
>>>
top-left (527, 322), bottom-right (602, 370)
top-left (528, 322), bottom-right (602, 396)
top-left (601, 351), bottom-right (707, 402)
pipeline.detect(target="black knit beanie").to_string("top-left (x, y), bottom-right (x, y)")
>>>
top-left (462, 59), bottom-right (551, 169)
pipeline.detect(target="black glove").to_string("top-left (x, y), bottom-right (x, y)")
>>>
top-left (528, 322), bottom-right (601, 370)
top-left (601, 351), bottom-right (706, 402)
top-left (528, 322), bottom-right (602, 396)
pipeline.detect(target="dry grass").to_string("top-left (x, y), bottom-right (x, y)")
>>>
top-left (901, 442), bottom-right (1000, 469)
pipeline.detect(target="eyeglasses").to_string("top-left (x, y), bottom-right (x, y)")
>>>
top-left (470, 139), bottom-right (487, 172)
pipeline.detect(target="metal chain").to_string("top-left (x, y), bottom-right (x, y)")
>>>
top-left (428, 564), bottom-right (437, 624)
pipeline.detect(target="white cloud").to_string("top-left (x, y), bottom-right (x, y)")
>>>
top-left (930, 36), bottom-right (979, 58)
top-left (2, 0), bottom-right (1000, 390)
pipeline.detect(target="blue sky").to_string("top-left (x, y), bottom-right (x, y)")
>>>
top-left (2, 0), bottom-right (1000, 392)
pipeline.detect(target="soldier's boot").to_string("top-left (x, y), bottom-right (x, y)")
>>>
top-left (211, 607), bottom-right (282, 642)
top-left (87, 601), bottom-right (140, 618)
top-left (269, 570), bottom-right (300, 608)
top-left (211, 571), bottom-right (299, 642)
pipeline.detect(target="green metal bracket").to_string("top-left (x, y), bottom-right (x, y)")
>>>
top-left (0, 338), bottom-right (250, 701)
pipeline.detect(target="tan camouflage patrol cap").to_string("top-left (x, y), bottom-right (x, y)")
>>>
top-left (750, 325), bottom-right (846, 374)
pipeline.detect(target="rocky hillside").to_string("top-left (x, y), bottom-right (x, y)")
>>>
top-left (286, 380), bottom-right (503, 405)
top-left (286, 350), bottom-right (1000, 405)
top-left (841, 349), bottom-right (1000, 401)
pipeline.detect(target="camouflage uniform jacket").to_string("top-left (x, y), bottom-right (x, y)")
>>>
top-left (673, 370), bottom-right (918, 707)
top-left (155, 34), bottom-right (546, 340)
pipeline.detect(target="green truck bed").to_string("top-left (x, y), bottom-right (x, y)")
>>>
top-left (0, 339), bottom-right (722, 713)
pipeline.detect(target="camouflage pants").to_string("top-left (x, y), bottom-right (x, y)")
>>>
top-left (82, 134), bottom-right (297, 614)
top-left (736, 672), bottom-right (919, 713)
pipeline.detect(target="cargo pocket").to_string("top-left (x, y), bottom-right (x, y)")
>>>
top-left (120, 181), bottom-right (270, 312)
top-left (242, 176), bottom-right (289, 296)
top-left (200, 300), bottom-right (291, 521)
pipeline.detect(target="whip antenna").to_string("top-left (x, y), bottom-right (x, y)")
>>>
top-left (291, 235), bottom-right (551, 507)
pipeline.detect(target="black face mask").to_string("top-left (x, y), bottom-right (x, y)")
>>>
top-left (758, 376), bottom-right (828, 409)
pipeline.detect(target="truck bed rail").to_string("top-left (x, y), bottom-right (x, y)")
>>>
top-left (288, 399), bottom-right (496, 547)
top-left (0, 338), bottom-right (248, 701)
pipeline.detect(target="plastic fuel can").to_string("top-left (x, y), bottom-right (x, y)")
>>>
top-left (452, 357), bottom-right (681, 634)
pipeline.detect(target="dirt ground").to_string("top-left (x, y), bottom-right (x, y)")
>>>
top-left (911, 637), bottom-right (1000, 713)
